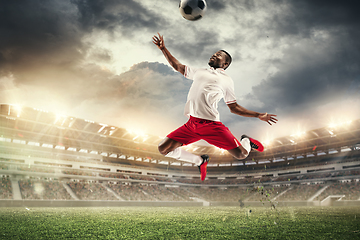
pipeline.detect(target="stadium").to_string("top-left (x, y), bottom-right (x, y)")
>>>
top-left (0, 104), bottom-right (360, 206)
top-left (1, 103), bottom-right (360, 239)
top-left (1, 103), bottom-right (360, 207)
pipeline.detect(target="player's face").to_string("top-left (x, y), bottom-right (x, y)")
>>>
top-left (208, 51), bottom-right (228, 69)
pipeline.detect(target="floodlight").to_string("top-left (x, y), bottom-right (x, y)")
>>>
top-left (263, 140), bottom-right (271, 147)
top-left (12, 105), bottom-right (22, 117)
top-left (54, 114), bottom-right (67, 125)
top-left (33, 108), bottom-right (48, 113)
top-left (290, 131), bottom-right (305, 138)
top-left (109, 128), bottom-right (117, 136)
top-left (127, 128), bottom-right (146, 137)
top-left (216, 147), bottom-right (225, 154)
top-left (98, 123), bottom-right (108, 133)
top-left (133, 135), bottom-right (139, 140)
top-left (296, 131), bottom-right (305, 138)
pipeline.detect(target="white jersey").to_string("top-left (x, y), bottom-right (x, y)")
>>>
top-left (183, 66), bottom-right (237, 121)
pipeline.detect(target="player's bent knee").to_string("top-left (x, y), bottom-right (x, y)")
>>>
top-left (158, 144), bottom-right (168, 156)
top-left (227, 148), bottom-right (247, 160)
top-left (158, 137), bottom-right (183, 156)
top-left (234, 153), bottom-right (247, 160)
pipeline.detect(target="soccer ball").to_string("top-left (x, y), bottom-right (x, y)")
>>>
top-left (179, 0), bottom-right (207, 21)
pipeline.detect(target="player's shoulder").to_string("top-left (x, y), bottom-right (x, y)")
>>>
top-left (189, 66), bottom-right (206, 71)
top-left (219, 70), bottom-right (232, 80)
top-left (185, 65), bottom-right (203, 72)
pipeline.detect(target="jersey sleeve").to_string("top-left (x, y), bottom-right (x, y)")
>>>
top-left (224, 79), bottom-right (237, 104)
top-left (184, 66), bottom-right (198, 80)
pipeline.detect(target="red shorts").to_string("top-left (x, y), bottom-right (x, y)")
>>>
top-left (167, 116), bottom-right (240, 150)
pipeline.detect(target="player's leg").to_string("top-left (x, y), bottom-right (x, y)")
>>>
top-left (158, 137), bottom-right (183, 156)
top-left (227, 145), bottom-right (249, 160)
top-left (199, 121), bottom-right (263, 160)
top-left (158, 137), bottom-right (203, 166)
top-left (228, 135), bottom-right (264, 159)
top-left (158, 137), bottom-right (209, 180)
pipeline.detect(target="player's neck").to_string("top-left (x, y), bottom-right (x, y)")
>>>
top-left (210, 66), bottom-right (225, 71)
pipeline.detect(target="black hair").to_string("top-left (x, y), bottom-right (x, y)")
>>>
top-left (220, 50), bottom-right (232, 69)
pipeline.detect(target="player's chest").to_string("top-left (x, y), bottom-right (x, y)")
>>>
top-left (193, 70), bottom-right (226, 85)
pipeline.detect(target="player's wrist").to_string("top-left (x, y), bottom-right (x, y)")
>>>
top-left (257, 113), bottom-right (265, 118)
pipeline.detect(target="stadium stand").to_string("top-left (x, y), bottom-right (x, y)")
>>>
top-left (141, 185), bottom-right (185, 201)
top-left (1, 104), bottom-right (360, 206)
top-left (107, 183), bottom-right (152, 201)
top-left (185, 187), bottom-right (254, 202)
top-left (63, 169), bottom-right (97, 177)
top-left (314, 181), bottom-right (360, 201)
top-left (276, 183), bottom-right (324, 201)
top-left (0, 176), bottom-right (12, 199)
top-left (67, 181), bottom-right (118, 200)
top-left (245, 185), bottom-right (290, 201)
top-left (167, 187), bottom-right (198, 201)
top-left (19, 179), bottom-right (72, 200)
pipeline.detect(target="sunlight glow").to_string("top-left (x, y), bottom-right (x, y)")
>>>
top-left (127, 128), bottom-right (148, 142)
top-left (263, 140), bottom-right (272, 147)
top-left (11, 104), bottom-right (22, 117)
top-left (54, 114), bottom-right (67, 125)
top-left (328, 119), bottom-right (353, 129)
top-left (290, 131), bottom-right (305, 138)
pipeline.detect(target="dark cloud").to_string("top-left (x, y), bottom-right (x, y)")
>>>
top-left (205, 0), bottom-right (227, 12)
top-left (0, 0), bottom-right (83, 78)
top-left (0, 0), bottom-right (166, 82)
top-left (166, 30), bottom-right (221, 66)
top-left (245, 0), bottom-right (360, 116)
top-left (72, 0), bottom-right (165, 35)
top-left (271, 0), bottom-right (360, 37)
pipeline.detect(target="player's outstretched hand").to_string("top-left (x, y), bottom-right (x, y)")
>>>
top-left (259, 113), bottom-right (278, 125)
top-left (152, 33), bottom-right (165, 50)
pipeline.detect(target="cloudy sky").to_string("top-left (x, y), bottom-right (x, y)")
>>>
top-left (1, 0), bottom-right (360, 144)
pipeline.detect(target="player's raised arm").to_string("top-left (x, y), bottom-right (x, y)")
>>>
top-left (152, 33), bottom-right (185, 75)
top-left (227, 102), bottom-right (278, 125)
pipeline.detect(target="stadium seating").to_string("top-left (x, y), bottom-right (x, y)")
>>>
top-left (245, 185), bottom-right (290, 201)
top-left (315, 181), bottom-right (360, 201)
top-left (276, 184), bottom-right (324, 201)
top-left (185, 187), bottom-right (253, 202)
top-left (67, 181), bottom-right (118, 200)
top-left (1, 176), bottom-right (359, 202)
top-left (19, 179), bottom-right (72, 200)
top-left (0, 176), bottom-right (13, 199)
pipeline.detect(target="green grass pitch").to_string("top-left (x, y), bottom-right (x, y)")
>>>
top-left (0, 206), bottom-right (359, 239)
